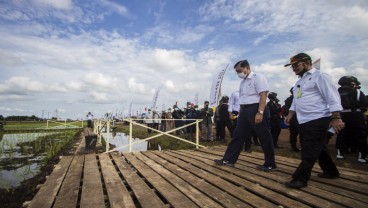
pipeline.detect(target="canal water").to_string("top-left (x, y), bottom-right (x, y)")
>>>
top-left (0, 132), bottom-right (147, 189)
top-left (103, 132), bottom-right (148, 153)
top-left (0, 132), bottom-right (60, 189)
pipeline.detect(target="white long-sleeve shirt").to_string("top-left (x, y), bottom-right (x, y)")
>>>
top-left (290, 68), bottom-right (343, 124)
top-left (228, 90), bottom-right (240, 112)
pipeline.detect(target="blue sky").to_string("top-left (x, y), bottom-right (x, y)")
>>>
top-left (1, 0), bottom-right (368, 119)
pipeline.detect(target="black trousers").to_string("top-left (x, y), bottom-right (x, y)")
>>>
top-left (217, 119), bottom-right (233, 140)
top-left (292, 117), bottom-right (339, 182)
top-left (270, 116), bottom-right (281, 145)
top-left (289, 116), bottom-right (301, 147)
top-left (336, 111), bottom-right (367, 156)
top-left (223, 104), bottom-right (276, 167)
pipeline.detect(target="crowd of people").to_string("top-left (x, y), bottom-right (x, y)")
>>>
top-left (136, 52), bottom-right (367, 189)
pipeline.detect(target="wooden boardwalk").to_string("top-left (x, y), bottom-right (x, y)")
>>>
top-left (26, 144), bottom-right (368, 208)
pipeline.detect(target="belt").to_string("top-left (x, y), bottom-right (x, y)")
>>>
top-left (341, 109), bottom-right (361, 113)
top-left (240, 103), bottom-right (258, 109)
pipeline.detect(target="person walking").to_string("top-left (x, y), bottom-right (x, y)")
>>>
top-left (284, 52), bottom-right (344, 189)
top-left (86, 112), bottom-right (94, 128)
top-left (214, 59), bottom-right (277, 171)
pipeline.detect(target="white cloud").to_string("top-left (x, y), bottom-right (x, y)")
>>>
top-left (34, 0), bottom-right (73, 10)
top-left (128, 78), bottom-right (146, 93)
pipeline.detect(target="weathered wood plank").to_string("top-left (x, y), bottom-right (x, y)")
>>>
top-left (110, 153), bottom-right (167, 208)
top-left (28, 156), bottom-right (74, 208)
top-left (123, 152), bottom-right (199, 208)
top-left (53, 155), bottom-right (84, 208)
top-left (172, 150), bottom-right (344, 208)
top-left (133, 152), bottom-right (223, 208)
top-left (80, 154), bottom-right (105, 208)
top-left (142, 151), bottom-right (252, 208)
top-left (153, 151), bottom-right (278, 208)
top-left (99, 153), bottom-right (135, 208)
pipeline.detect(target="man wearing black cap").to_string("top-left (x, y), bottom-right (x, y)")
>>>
top-left (214, 59), bottom-right (277, 171)
top-left (284, 52), bottom-right (344, 188)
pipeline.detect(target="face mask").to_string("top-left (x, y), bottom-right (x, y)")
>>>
top-left (237, 72), bottom-right (247, 79)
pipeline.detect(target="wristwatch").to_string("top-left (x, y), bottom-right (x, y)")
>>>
top-left (257, 110), bottom-right (264, 115)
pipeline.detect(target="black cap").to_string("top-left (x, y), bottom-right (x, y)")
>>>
top-left (284, 53), bottom-right (312, 67)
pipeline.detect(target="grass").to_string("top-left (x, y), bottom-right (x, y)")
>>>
top-left (2, 121), bottom-right (85, 131)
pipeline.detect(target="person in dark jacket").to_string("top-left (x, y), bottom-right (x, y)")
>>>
top-left (200, 101), bottom-right (214, 141)
top-left (335, 76), bottom-right (368, 163)
top-left (283, 87), bottom-right (301, 152)
top-left (216, 96), bottom-right (233, 142)
top-left (267, 92), bottom-right (283, 148)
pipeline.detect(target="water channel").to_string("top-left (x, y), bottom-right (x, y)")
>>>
top-left (0, 132), bottom-right (147, 190)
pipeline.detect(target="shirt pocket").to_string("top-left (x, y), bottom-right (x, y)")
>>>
top-left (302, 80), bottom-right (316, 90)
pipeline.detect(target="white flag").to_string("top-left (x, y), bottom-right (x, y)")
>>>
top-left (151, 86), bottom-right (162, 110)
top-left (313, 58), bottom-right (321, 70)
top-left (209, 64), bottom-right (229, 108)
top-left (194, 93), bottom-right (199, 105)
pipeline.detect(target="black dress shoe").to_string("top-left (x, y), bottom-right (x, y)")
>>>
top-left (214, 159), bottom-right (235, 167)
top-left (256, 165), bottom-right (277, 172)
top-left (317, 173), bottom-right (339, 179)
top-left (274, 144), bottom-right (284, 148)
top-left (285, 180), bottom-right (307, 189)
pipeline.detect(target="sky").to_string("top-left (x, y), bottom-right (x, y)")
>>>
top-left (1, 0), bottom-right (368, 120)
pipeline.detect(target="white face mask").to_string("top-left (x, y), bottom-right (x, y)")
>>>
top-left (237, 72), bottom-right (247, 79)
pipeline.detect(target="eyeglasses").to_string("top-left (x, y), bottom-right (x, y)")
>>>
top-left (291, 62), bottom-right (302, 69)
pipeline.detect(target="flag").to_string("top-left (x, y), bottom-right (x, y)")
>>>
top-left (209, 64), bottom-right (229, 108)
top-left (194, 93), bottom-right (199, 105)
top-left (313, 58), bottom-right (321, 70)
top-left (151, 86), bottom-right (162, 110)
top-left (129, 101), bottom-right (133, 117)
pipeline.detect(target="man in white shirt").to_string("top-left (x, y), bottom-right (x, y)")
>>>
top-left (214, 60), bottom-right (276, 171)
top-left (284, 53), bottom-right (344, 189)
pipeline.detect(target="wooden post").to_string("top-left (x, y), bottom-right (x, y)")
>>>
top-left (129, 119), bottom-right (133, 152)
top-left (106, 120), bottom-right (110, 152)
top-left (196, 120), bottom-right (199, 149)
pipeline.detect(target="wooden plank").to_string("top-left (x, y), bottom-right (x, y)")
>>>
top-left (80, 154), bottom-right (105, 208)
top-left (123, 152), bottom-right (199, 208)
top-left (53, 155), bottom-right (84, 208)
top-left (110, 153), bottom-right (167, 208)
top-left (133, 152), bottom-right (223, 208)
top-left (204, 147), bottom-right (368, 205)
top-left (171, 150), bottom-right (344, 208)
top-left (142, 151), bottom-right (252, 208)
top-left (28, 156), bottom-right (74, 208)
top-left (99, 153), bottom-right (135, 208)
top-left (152, 151), bottom-right (279, 208)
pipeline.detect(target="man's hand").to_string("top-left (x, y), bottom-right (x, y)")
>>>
top-left (284, 111), bottom-right (295, 126)
top-left (255, 113), bottom-right (263, 124)
top-left (330, 118), bottom-right (345, 134)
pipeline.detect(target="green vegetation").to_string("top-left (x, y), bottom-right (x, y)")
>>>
top-left (3, 121), bottom-right (85, 131)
